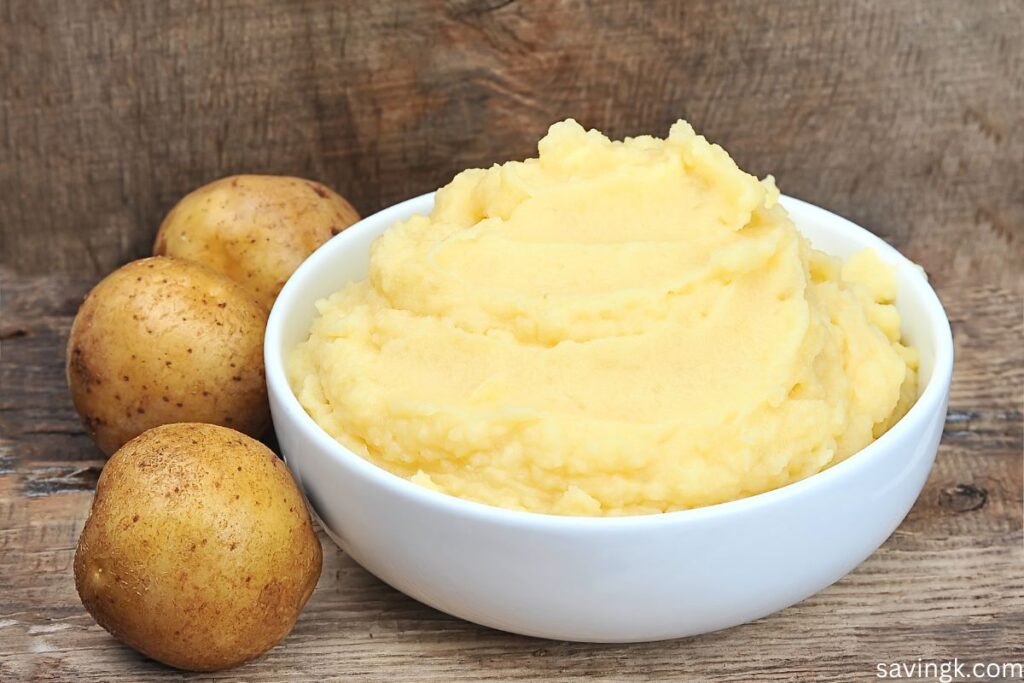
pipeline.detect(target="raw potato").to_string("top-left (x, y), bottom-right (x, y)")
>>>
top-left (74, 423), bottom-right (322, 672)
top-left (154, 175), bottom-right (360, 310)
top-left (67, 256), bottom-right (269, 455)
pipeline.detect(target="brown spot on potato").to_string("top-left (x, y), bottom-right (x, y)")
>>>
top-left (68, 344), bottom-right (100, 388)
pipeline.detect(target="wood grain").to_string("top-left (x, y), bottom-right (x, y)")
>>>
top-left (1, 0), bottom-right (1022, 680)
top-left (2, 0), bottom-right (1022, 285)
top-left (1, 268), bottom-right (1021, 681)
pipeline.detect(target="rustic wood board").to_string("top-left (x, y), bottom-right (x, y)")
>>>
top-left (1, 0), bottom-right (1022, 681)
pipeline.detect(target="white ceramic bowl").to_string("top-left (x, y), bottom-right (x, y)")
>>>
top-left (266, 193), bottom-right (953, 642)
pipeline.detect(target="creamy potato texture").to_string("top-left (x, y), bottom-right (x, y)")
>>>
top-left (289, 120), bottom-right (918, 516)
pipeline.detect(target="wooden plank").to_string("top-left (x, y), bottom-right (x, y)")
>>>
top-left (1, 0), bottom-right (1021, 282)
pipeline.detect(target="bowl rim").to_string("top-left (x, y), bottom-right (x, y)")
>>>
top-left (266, 191), bottom-right (954, 530)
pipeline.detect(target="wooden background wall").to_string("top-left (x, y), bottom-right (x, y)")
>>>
top-left (2, 0), bottom-right (1021, 287)
top-left (1, 1), bottom-right (1021, 680)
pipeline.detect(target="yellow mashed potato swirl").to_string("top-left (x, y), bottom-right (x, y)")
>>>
top-left (289, 120), bottom-right (919, 516)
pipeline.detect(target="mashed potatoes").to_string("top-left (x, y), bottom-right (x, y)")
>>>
top-left (289, 120), bottom-right (918, 516)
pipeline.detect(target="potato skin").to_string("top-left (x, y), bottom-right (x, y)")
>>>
top-left (74, 423), bottom-right (323, 672)
top-left (67, 257), bottom-right (269, 455)
top-left (154, 175), bottom-right (360, 310)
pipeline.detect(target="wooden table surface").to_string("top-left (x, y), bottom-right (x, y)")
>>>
top-left (1, 1), bottom-right (1021, 680)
